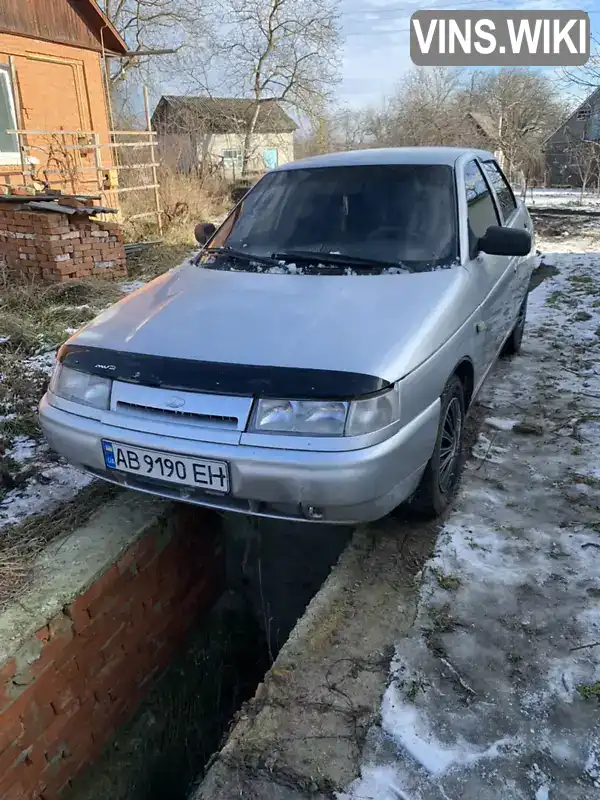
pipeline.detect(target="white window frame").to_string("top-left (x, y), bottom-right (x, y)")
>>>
top-left (0, 66), bottom-right (20, 165)
top-left (221, 148), bottom-right (243, 169)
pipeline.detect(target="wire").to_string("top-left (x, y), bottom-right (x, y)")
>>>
top-left (340, 0), bottom-right (522, 17)
top-left (343, 7), bottom-right (600, 37)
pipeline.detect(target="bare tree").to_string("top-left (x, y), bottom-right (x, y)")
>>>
top-left (205, 0), bottom-right (341, 175)
top-left (295, 104), bottom-right (378, 157)
top-left (99, 0), bottom-right (212, 87)
top-left (562, 36), bottom-right (600, 90)
top-left (464, 69), bottom-right (566, 186)
top-left (564, 134), bottom-right (600, 200)
top-left (359, 68), bottom-right (480, 149)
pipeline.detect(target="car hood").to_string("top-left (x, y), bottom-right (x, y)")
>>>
top-left (73, 262), bottom-right (469, 382)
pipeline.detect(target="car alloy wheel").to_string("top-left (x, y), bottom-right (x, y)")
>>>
top-left (408, 374), bottom-right (466, 519)
top-left (438, 396), bottom-right (462, 494)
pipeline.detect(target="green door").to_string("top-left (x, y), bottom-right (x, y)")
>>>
top-left (263, 148), bottom-right (278, 169)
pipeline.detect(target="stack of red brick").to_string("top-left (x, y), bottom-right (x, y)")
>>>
top-left (0, 203), bottom-right (127, 283)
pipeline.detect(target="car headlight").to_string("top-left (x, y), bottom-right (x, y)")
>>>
top-left (249, 386), bottom-right (400, 437)
top-left (250, 399), bottom-right (348, 436)
top-left (49, 363), bottom-right (111, 410)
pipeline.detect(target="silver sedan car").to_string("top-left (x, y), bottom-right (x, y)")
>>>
top-left (39, 147), bottom-right (535, 524)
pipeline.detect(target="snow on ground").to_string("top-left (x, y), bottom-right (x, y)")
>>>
top-left (0, 466), bottom-right (92, 530)
top-left (342, 248), bottom-right (600, 798)
top-left (525, 188), bottom-right (600, 209)
top-left (0, 349), bottom-right (93, 531)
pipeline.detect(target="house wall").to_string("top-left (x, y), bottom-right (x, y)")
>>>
top-left (0, 0), bottom-right (106, 52)
top-left (201, 132), bottom-right (295, 179)
top-left (544, 93), bottom-right (600, 187)
top-left (0, 33), bottom-right (112, 193)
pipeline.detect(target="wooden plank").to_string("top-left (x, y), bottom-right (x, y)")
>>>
top-left (144, 86), bottom-right (163, 235)
top-left (8, 130), bottom-right (157, 137)
top-left (111, 162), bottom-right (160, 171)
top-left (113, 184), bottom-right (160, 194)
top-left (7, 129), bottom-right (98, 136)
top-left (110, 131), bottom-right (159, 137)
top-left (8, 56), bottom-right (27, 188)
top-left (128, 212), bottom-right (163, 221)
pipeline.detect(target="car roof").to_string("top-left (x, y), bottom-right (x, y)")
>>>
top-left (276, 146), bottom-right (496, 171)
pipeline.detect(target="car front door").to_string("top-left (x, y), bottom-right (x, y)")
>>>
top-left (479, 158), bottom-right (531, 323)
top-left (463, 158), bottom-right (514, 371)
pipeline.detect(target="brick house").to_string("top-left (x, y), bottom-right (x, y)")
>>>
top-left (0, 0), bottom-right (127, 192)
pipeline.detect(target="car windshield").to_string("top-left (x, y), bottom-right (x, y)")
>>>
top-left (201, 163), bottom-right (458, 273)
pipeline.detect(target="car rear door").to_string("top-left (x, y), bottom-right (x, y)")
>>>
top-left (478, 159), bottom-right (531, 323)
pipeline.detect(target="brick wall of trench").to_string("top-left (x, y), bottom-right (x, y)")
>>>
top-left (0, 503), bottom-right (223, 800)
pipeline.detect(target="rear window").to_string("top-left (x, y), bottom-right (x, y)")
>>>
top-left (206, 164), bottom-right (458, 273)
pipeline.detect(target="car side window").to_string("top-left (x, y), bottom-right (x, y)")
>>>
top-left (464, 160), bottom-right (499, 252)
top-left (481, 160), bottom-right (517, 222)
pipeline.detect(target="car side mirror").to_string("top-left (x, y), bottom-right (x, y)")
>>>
top-left (478, 225), bottom-right (531, 257)
top-left (194, 222), bottom-right (216, 246)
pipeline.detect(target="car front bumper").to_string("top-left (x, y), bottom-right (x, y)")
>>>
top-left (38, 394), bottom-right (440, 524)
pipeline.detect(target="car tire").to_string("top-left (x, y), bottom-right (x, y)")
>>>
top-left (409, 375), bottom-right (465, 519)
top-left (501, 294), bottom-right (528, 357)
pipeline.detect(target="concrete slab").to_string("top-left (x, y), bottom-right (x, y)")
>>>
top-left (0, 492), bottom-right (169, 667)
top-left (194, 515), bottom-right (437, 798)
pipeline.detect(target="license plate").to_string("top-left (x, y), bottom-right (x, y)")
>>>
top-left (101, 440), bottom-right (229, 493)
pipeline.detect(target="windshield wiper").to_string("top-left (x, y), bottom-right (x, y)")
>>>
top-left (271, 250), bottom-right (409, 272)
top-left (202, 246), bottom-right (279, 266)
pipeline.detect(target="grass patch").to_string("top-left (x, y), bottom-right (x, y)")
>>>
top-left (428, 602), bottom-right (457, 634)
top-left (573, 311), bottom-right (593, 322)
top-left (125, 243), bottom-right (194, 282)
top-left (546, 291), bottom-right (565, 307)
top-left (404, 677), bottom-right (427, 700)
top-left (571, 473), bottom-right (600, 487)
top-left (433, 569), bottom-right (462, 591)
top-left (568, 274), bottom-right (594, 285)
top-left (577, 682), bottom-right (600, 700)
top-left (1, 349), bottom-right (55, 503)
top-left (0, 274), bottom-right (126, 356)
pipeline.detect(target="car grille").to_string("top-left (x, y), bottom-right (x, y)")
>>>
top-left (115, 401), bottom-right (238, 429)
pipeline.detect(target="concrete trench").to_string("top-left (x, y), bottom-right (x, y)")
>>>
top-left (63, 511), bottom-right (358, 800)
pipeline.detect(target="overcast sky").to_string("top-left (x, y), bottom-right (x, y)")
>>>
top-left (338, 0), bottom-right (600, 108)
